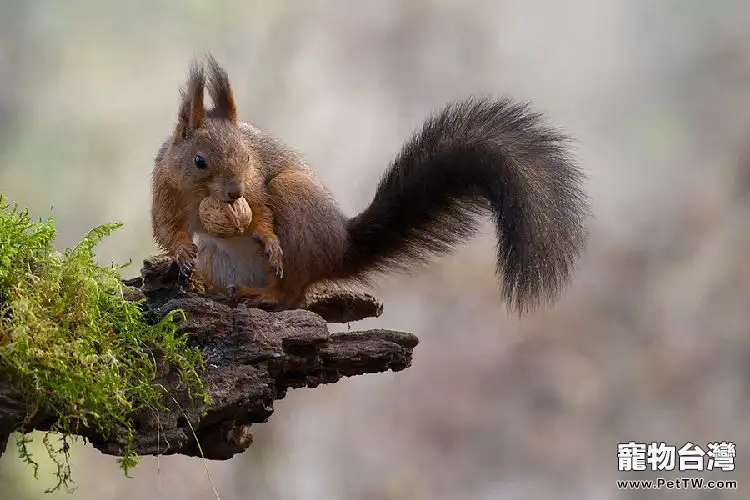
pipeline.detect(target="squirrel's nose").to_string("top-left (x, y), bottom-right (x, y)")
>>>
top-left (225, 189), bottom-right (242, 202)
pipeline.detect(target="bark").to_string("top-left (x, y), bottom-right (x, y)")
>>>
top-left (0, 255), bottom-right (418, 460)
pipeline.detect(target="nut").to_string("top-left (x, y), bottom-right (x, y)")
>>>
top-left (199, 196), bottom-right (253, 238)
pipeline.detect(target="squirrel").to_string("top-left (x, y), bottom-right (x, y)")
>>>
top-left (151, 55), bottom-right (589, 314)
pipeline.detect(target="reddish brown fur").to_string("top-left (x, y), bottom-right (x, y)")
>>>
top-left (152, 55), bottom-right (348, 308)
top-left (266, 167), bottom-right (348, 305)
top-left (205, 56), bottom-right (237, 123)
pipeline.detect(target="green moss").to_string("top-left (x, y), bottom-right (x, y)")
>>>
top-left (0, 194), bottom-right (208, 492)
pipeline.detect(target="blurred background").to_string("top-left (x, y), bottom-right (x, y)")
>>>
top-left (1, 0), bottom-right (749, 499)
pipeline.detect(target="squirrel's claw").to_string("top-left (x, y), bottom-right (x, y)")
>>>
top-left (266, 250), bottom-right (284, 279)
top-left (174, 243), bottom-right (198, 278)
top-left (177, 259), bottom-right (194, 277)
top-left (255, 234), bottom-right (284, 279)
top-left (227, 284), bottom-right (239, 306)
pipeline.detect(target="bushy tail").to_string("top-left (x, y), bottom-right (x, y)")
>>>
top-left (342, 97), bottom-right (589, 313)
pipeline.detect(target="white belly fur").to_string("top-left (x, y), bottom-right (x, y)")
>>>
top-left (193, 230), bottom-right (269, 289)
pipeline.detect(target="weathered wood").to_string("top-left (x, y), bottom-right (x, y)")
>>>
top-left (0, 256), bottom-right (418, 460)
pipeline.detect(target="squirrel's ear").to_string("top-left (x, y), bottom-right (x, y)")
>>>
top-left (205, 54), bottom-right (238, 123)
top-left (176, 60), bottom-right (206, 139)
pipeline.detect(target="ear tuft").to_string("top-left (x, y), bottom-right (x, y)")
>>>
top-left (205, 53), bottom-right (238, 123)
top-left (177, 58), bottom-right (206, 137)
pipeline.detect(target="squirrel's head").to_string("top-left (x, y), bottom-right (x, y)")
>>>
top-left (166, 55), bottom-right (260, 203)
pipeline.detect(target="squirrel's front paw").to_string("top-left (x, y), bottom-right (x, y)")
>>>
top-left (254, 234), bottom-right (284, 279)
top-left (174, 243), bottom-right (198, 277)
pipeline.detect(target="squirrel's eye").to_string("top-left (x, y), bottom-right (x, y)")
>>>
top-left (193, 155), bottom-right (207, 170)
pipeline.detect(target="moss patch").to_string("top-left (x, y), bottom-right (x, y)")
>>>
top-left (0, 194), bottom-right (207, 492)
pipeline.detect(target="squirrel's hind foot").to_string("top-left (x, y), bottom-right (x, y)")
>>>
top-left (227, 284), bottom-right (282, 311)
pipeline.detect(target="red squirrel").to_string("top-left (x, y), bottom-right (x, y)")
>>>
top-left (151, 55), bottom-right (589, 313)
